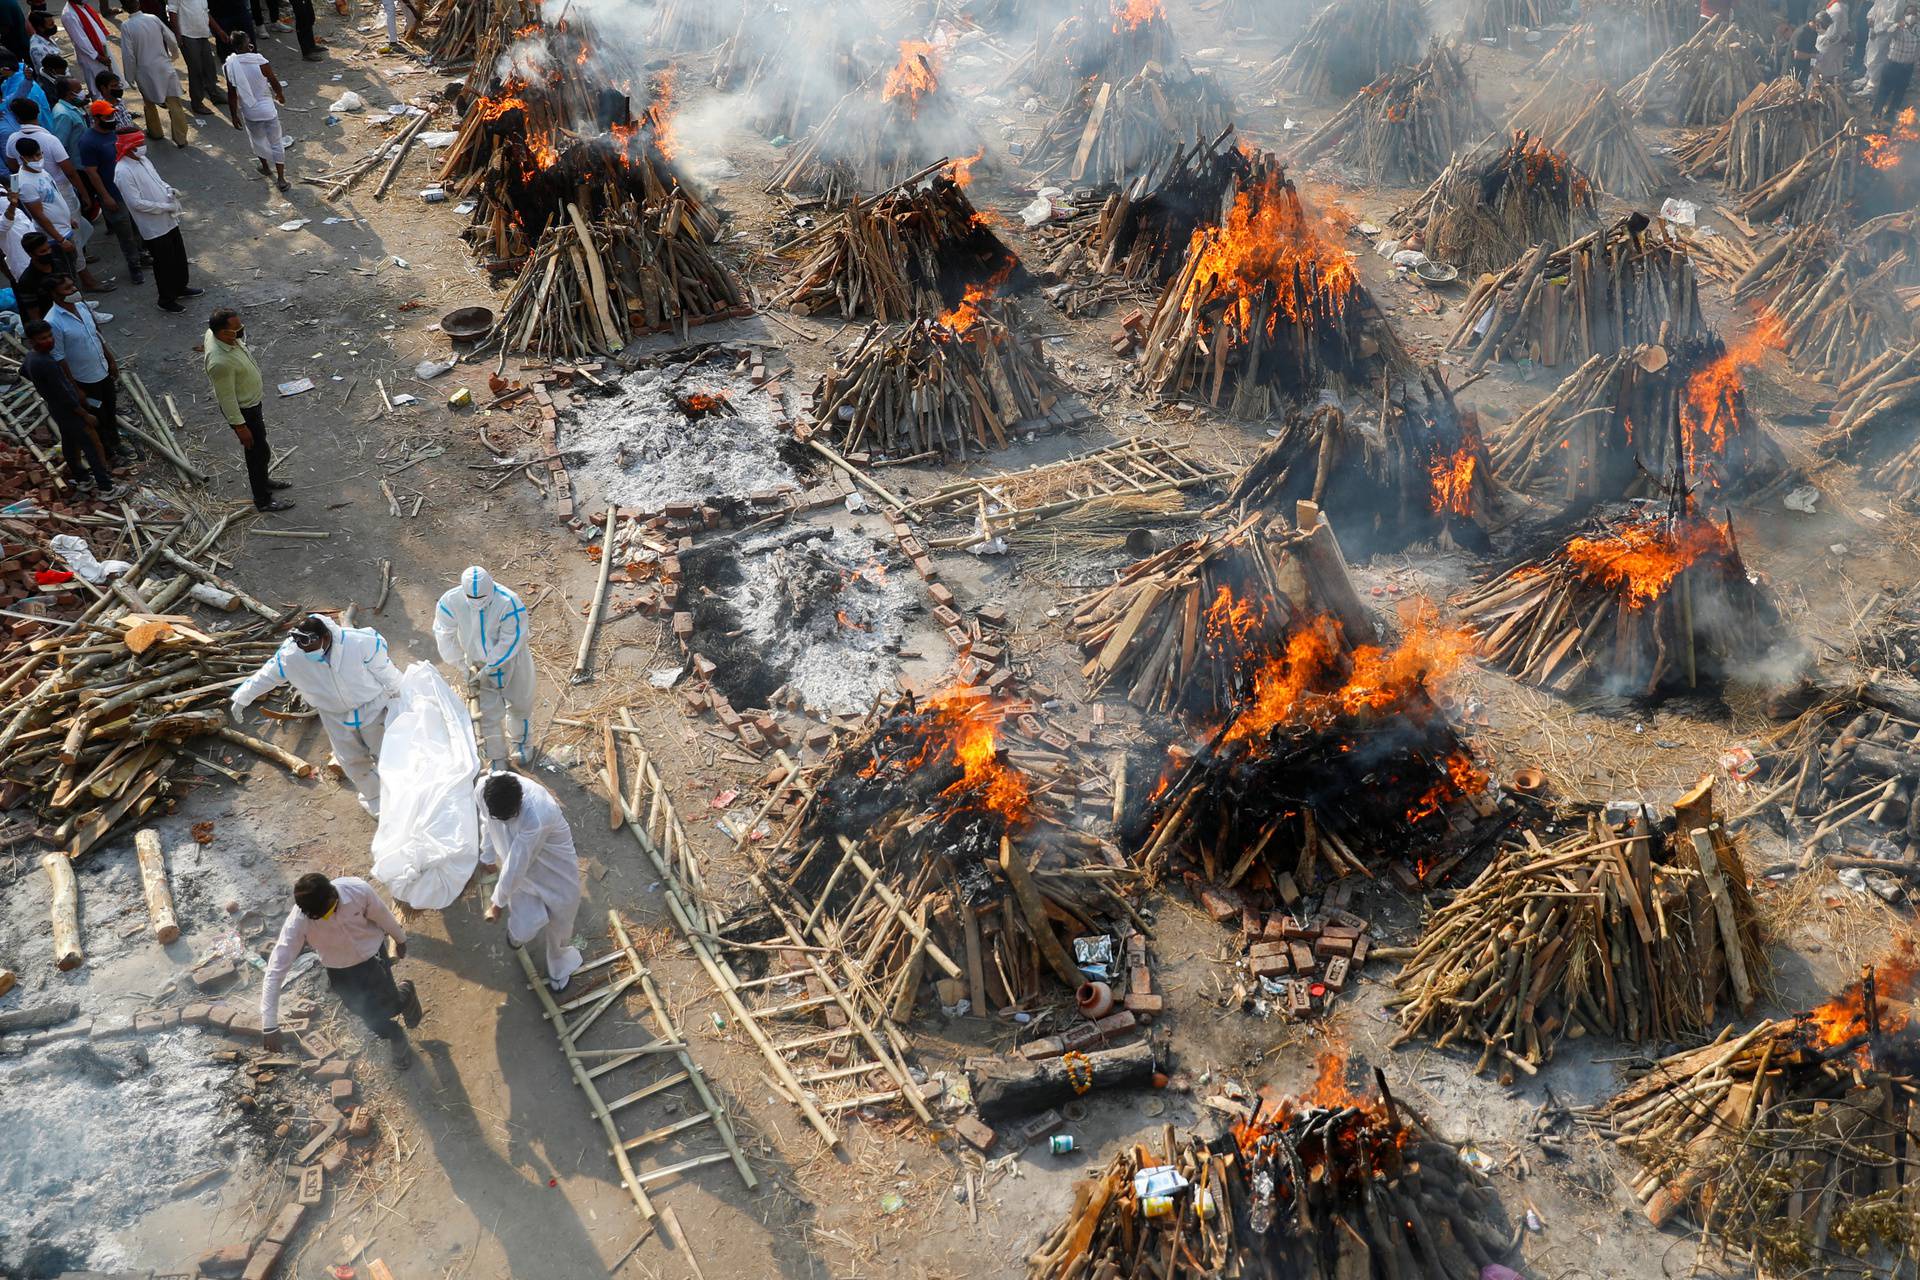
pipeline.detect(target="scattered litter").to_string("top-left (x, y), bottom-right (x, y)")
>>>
top-left (277, 219), bottom-right (311, 231)
top-left (277, 378), bottom-right (315, 397)
top-left (333, 90), bottom-right (365, 111)
top-left (1783, 485), bottom-right (1820, 513)
top-left (1657, 197), bottom-right (1697, 225)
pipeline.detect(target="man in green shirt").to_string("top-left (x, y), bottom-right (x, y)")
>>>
top-left (204, 306), bottom-right (292, 511)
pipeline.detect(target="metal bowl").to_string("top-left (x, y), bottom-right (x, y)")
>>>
top-left (441, 305), bottom-right (496, 342)
top-left (1415, 261), bottom-right (1459, 285)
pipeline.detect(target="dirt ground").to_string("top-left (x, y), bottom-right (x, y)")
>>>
top-left (3, 0), bottom-right (1919, 1277)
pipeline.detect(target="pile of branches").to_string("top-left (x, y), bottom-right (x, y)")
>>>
top-left (1291, 40), bottom-right (1491, 185)
top-left (1028, 1129), bottom-right (1233, 1279)
top-left (1757, 679), bottom-right (1920, 871)
top-left (1026, 62), bottom-right (1235, 189)
top-left (1621, 17), bottom-right (1767, 125)
top-left (1463, 0), bottom-right (1572, 41)
top-left (1257, 0), bottom-right (1433, 100)
top-left (778, 165), bottom-right (1025, 322)
top-left (1455, 501), bottom-right (1787, 696)
top-left (1002, 0), bottom-right (1182, 101)
top-left (1491, 337), bottom-right (1788, 504)
top-left (494, 195), bottom-right (747, 359)
top-left (1211, 365), bottom-right (1497, 556)
top-left (1732, 212), bottom-right (1920, 384)
top-left (422, 0), bottom-right (529, 66)
top-left (1674, 75), bottom-right (1847, 184)
top-left (1529, 0), bottom-right (1698, 84)
top-left (1731, 117), bottom-right (1917, 224)
top-left (1135, 151), bottom-right (1411, 416)
top-left (716, 0), bottom-right (871, 142)
top-left (767, 77), bottom-right (980, 206)
top-left (649, 0), bottom-right (744, 50)
top-left (1389, 131), bottom-right (1598, 277)
top-left (809, 305), bottom-right (1072, 460)
top-left (1509, 80), bottom-right (1662, 197)
top-left (1446, 216), bottom-right (1704, 371)
top-left (1590, 968), bottom-right (1920, 1265)
top-left (1391, 791), bottom-right (1762, 1080)
top-left (1825, 341), bottom-right (1920, 498)
top-left (1036, 129), bottom-right (1246, 315)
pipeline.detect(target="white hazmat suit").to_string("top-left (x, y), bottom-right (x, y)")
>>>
top-left (433, 566), bottom-right (534, 764)
top-left (477, 772), bottom-right (582, 989)
top-left (233, 617), bottom-right (402, 815)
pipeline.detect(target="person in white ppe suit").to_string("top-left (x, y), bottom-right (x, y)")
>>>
top-left (477, 771), bottom-right (582, 990)
top-left (232, 614), bottom-right (403, 815)
top-left (434, 566), bottom-right (534, 767)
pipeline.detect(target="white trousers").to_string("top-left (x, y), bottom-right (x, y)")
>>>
top-left (473, 649), bottom-right (534, 763)
top-left (510, 890), bottom-right (581, 988)
top-left (320, 691), bottom-right (397, 814)
top-left (243, 115), bottom-right (285, 165)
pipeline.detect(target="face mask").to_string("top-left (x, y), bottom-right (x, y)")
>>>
top-left (132, 147), bottom-right (146, 159)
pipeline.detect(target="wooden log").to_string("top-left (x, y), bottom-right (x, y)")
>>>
top-left (973, 1039), bottom-right (1156, 1123)
top-left (42, 852), bottom-right (83, 970)
top-left (133, 827), bottom-right (179, 944)
top-left (999, 835), bottom-right (1087, 991)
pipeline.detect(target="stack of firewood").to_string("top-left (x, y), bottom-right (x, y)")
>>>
top-left (1211, 365), bottom-right (1497, 555)
top-left (1257, 0), bottom-right (1433, 100)
top-left (648, 0), bottom-right (743, 49)
top-left (1732, 212), bottom-right (1920, 385)
top-left (1621, 17), bottom-right (1766, 124)
top-left (1000, 0), bottom-right (1181, 101)
top-left (767, 73), bottom-right (980, 206)
top-left (1491, 337), bottom-right (1788, 502)
top-left (1036, 129), bottom-right (1245, 315)
top-left (1463, 0), bottom-right (1571, 40)
top-left (716, 0), bottom-right (870, 141)
top-left (1456, 503), bottom-right (1786, 695)
top-left (1447, 217), bottom-right (1704, 371)
top-left (1590, 964), bottom-right (1920, 1263)
top-left (1027, 1129), bottom-right (1232, 1280)
top-left (1291, 39), bottom-right (1490, 184)
top-left (1529, 0), bottom-right (1696, 83)
top-left (1390, 786), bottom-right (1762, 1080)
top-left (1737, 120), bottom-right (1869, 223)
top-left (1509, 80), bottom-right (1663, 196)
top-left (808, 304), bottom-right (1076, 460)
top-left (1757, 680), bottom-right (1920, 869)
top-left (1823, 338), bottom-right (1920, 497)
top-left (1389, 131), bottom-right (1598, 276)
top-left (493, 196), bottom-right (747, 358)
top-left (778, 164), bottom-right (1023, 322)
top-left (1027, 62), bottom-right (1234, 189)
top-left (1674, 76), bottom-right (1846, 183)
top-left (423, 0), bottom-right (529, 66)
top-left (1134, 150), bottom-right (1410, 415)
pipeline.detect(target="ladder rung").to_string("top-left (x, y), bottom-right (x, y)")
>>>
top-left (561, 971), bottom-right (636, 1013)
top-left (769, 1026), bottom-right (859, 1053)
top-left (621, 1109), bottom-right (717, 1152)
top-left (605, 1070), bottom-right (691, 1113)
top-left (575, 949), bottom-right (626, 976)
top-left (796, 1060), bottom-right (889, 1086)
top-left (633, 1151), bottom-right (734, 1185)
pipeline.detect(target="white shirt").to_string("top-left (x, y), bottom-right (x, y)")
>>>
top-left (120, 11), bottom-right (183, 103)
top-left (60, 2), bottom-right (113, 74)
top-left (476, 774), bottom-right (581, 946)
top-left (11, 164), bottom-right (71, 238)
top-left (28, 32), bottom-right (58, 73)
top-left (7, 124), bottom-right (73, 198)
top-left (223, 50), bottom-right (276, 121)
top-left (114, 148), bottom-right (179, 238)
top-left (259, 877), bottom-right (407, 1029)
top-left (232, 617), bottom-right (403, 720)
top-left (170, 0), bottom-right (212, 41)
top-left (2, 203), bottom-right (35, 276)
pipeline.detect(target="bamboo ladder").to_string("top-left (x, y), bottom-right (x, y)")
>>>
top-left (515, 909), bottom-right (755, 1222)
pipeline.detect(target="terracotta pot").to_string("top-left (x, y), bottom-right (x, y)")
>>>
top-left (1076, 980), bottom-right (1114, 1020)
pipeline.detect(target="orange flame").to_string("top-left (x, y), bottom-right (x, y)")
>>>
top-left (950, 147), bottom-right (984, 189)
top-left (883, 40), bottom-right (940, 114)
top-left (1863, 107), bottom-right (1919, 171)
top-left (1111, 0), bottom-right (1165, 29)
top-left (1800, 940), bottom-right (1918, 1052)
top-left (1677, 315), bottom-right (1782, 484)
top-left (1204, 584), bottom-right (1266, 650)
top-left (1561, 515), bottom-right (1733, 611)
top-left (648, 67), bottom-right (678, 162)
top-left (1428, 449), bottom-right (1478, 517)
top-left (1180, 167), bottom-right (1357, 336)
top-left (857, 688), bottom-right (1031, 826)
top-left (937, 282), bottom-right (994, 334)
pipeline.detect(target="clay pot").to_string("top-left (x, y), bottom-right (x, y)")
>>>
top-left (1076, 980), bottom-right (1114, 1020)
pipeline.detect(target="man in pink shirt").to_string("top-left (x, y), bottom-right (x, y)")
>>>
top-left (260, 873), bottom-right (423, 1066)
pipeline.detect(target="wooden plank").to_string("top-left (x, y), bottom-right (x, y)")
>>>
top-left (998, 836), bottom-right (1086, 991)
top-left (1690, 827), bottom-right (1754, 1012)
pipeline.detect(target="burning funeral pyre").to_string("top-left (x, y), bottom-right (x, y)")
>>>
top-left (1133, 151), bottom-right (1411, 416)
top-left (1212, 364), bottom-right (1497, 557)
top-left (1388, 132), bottom-right (1597, 278)
top-left (1733, 210), bottom-right (1920, 387)
top-left (779, 163), bottom-right (1025, 323)
top-left (1391, 786), bottom-right (1764, 1079)
top-left (1290, 40), bottom-right (1491, 185)
top-left (1026, 62), bottom-right (1234, 190)
top-left (1753, 680), bottom-right (1920, 873)
top-left (1734, 109), bottom-right (1920, 226)
top-left (648, 0), bottom-right (743, 50)
top-left (726, 687), bottom-right (1129, 1011)
top-left (1462, 0), bottom-right (1571, 40)
top-left (1490, 329), bottom-right (1789, 506)
top-left (1674, 74), bottom-right (1849, 189)
top-left (1620, 17), bottom-right (1767, 125)
top-left (1508, 80), bottom-right (1661, 197)
top-left (715, 0), bottom-right (873, 143)
top-left (1528, 0), bottom-right (1697, 85)
top-left (1002, 0), bottom-right (1182, 102)
top-left (1455, 500), bottom-right (1787, 697)
top-left (766, 40), bottom-right (982, 205)
top-left (1447, 215), bottom-right (1704, 373)
top-left (808, 298), bottom-right (1082, 460)
top-left (1256, 0), bottom-right (1433, 101)
top-left (1591, 948), bottom-right (1920, 1273)
top-left (1035, 129), bottom-right (1246, 317)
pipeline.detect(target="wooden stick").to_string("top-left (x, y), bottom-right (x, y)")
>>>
top-left (133, 827), bottom-right (179, 944)
top-left (572, 505), bottom-right (617, 683)
top-left (43, 852), bottom-right (83, 970)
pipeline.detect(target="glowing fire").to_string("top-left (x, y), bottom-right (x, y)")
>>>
top-left (937, 282), bottom-right (992, 334)
top-left (857, 688), bottom-right (1031, 826)
top-left (681, 393), bottom-right (726, 414)
top-left (1677, 314), bottom-right (1782, 485)
top-left (883, 40), bottom-right (939, 114)
top-left (1231, 1047), bottom-right (1411, 1185)
top-left (1204, 584), bottom-right (1265, 651)
top-left (835, 608), bottom-right (871, 632)
top-left (1800, 940), bottom-right (1918, 1051)
top-left (1561, 515), bottom-right (1733, 611)
top-left (1863, 107), bottom-right (1919, 171)
top-left (1428, 449), bottom-right (1478, 517)
top-left (949, 147), bottom-right (984, 189)
top-left (1179, 168), bottom-right (1357, 336)
top-left (1111, 0), bottom-right (1165, 29)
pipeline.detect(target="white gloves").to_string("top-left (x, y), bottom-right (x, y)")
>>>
top-left (229, 702), bottom-right (248, 724)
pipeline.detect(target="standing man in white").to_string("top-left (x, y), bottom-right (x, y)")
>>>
top-left (433, 565), bottom-right (535, 768)
top-left (232, 613), bottom-right (403, 816)
top-left (475, 771), bottom-right (582, 991)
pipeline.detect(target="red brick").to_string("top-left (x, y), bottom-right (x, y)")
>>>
top-left (265, 1202), bottom-right (305, 1245)
top-left (347, 1107), bottom-right (374, 1140)
top-left (197, 1243), bottom-right (251, 1278)
top-left (952, 1113), bottom-right (996, 1152)
top-left (1123, 992), bottom-right (1164, 1017)
top-left (241, 1242), bottom-right (282, 1280)
top-left (329, 1078), bottom-right (355, 1105)
top-left (928, 582), bottom-right (956, 607)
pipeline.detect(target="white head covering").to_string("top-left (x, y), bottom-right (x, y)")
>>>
top-left (463, 565), bottom-right (496, 600)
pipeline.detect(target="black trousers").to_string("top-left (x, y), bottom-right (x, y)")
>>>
top-left (145, 227), bottom-right (189, 303)
top-left (325, 945), bottom-right (404, 1040)
top-left (238, 401), bottom-right (274, 506)
top-left (76, 375), bottom-right (123, 459)
top-left (251, 0), bottom-right (281, 24)
top-left (54, 410), bottom-right (111, 486)
top-left (1875, 59), bottom-right (1915, 115)
top-left (291, 0), bottom-right (317, 52)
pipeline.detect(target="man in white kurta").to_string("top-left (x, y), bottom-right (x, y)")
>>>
top-left (61, 0), bottom-right (114, 101)
top-left (119, 0), bottom-right (188, 146)
top-left (477, 771), bottom-right (582, 990)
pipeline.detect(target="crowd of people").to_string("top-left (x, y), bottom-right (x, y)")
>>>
top-left (1755, 0), bottom-right (1920, 117)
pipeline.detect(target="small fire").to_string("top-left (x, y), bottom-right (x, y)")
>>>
top-left (937, 283), bottom-right (993, 334)
top-left (1204, 584), bottom-right (1266, 651)
top-left (1179, 168), bottom-right (1357, 336)
top-left (1799, 940), bottom-right (1918, 1052)
top-left (1407, 750), bottom-right (1491, 823)
top-left (1863, 107), bottom-right (1919, 171)
top-left (883, 40), bottom-right (940, 114)
top-left (1561, 514), bottom-right (1734, 611)
top-left (1428, 448), bottom-right (1478, 517)
top-left (647, 67), bottom-right (678, 162)
top-left (1231, 1048), bottom-right (1410, 1186)
top-left (529, 131), bottom-right (560, 171)
top-left (835, 608), bottom-right (871, 633)
top-left (681, 392), bottom-right (727, 414)
top-left (949, 146), bottom-right (984, 189)
top-left (1111, 0), bottom-right (1165, 29)
top-left (857, 687), bottom-right (1031, 826)
top-left (1677, 314), bottom-right (1782, 485)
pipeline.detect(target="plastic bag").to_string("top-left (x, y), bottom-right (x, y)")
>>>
top-left (370, 664), bottom-right (480, 909)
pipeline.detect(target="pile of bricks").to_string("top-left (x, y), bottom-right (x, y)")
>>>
top-left (1193, 875), bottom-right (1376, 1020)
top-left (0, 484), bottom-right (100, 630)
